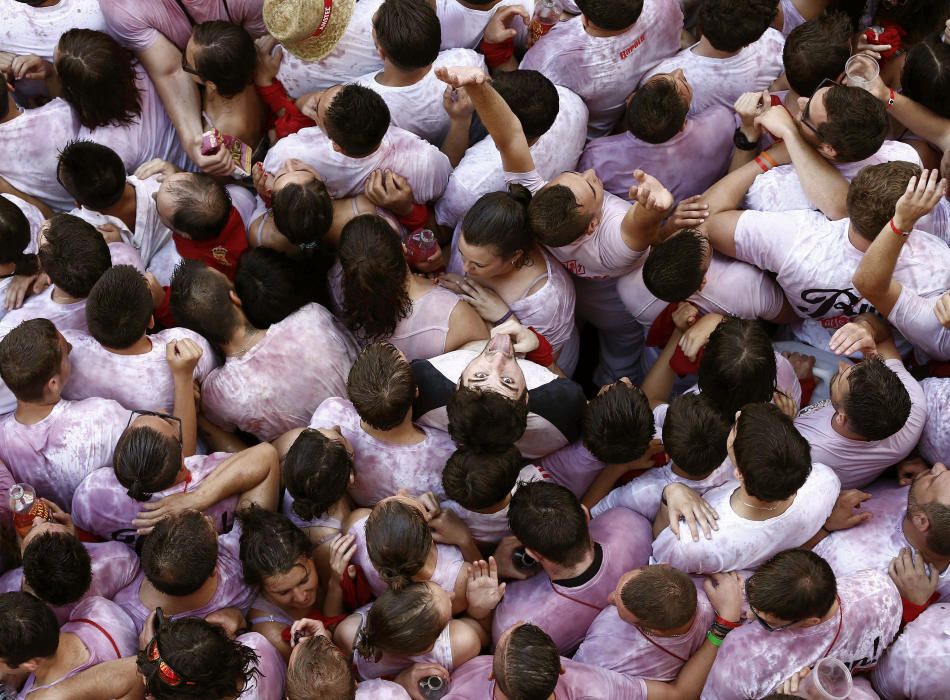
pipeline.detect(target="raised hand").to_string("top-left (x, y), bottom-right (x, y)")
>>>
top-left (166, 338), bottom-right (203, 376)
top-left (829, 321), bottom-right (875, 357)
top-left (892, 169), bottom-right (947, 232)
top-left (484, 5), bottom-right (530, 43)
top-left (434, 66), bottom-right (490, 89)
top-left (466, 557), bottom-right (507, 619)
top-left (629, 170), bottom-right (674, 215)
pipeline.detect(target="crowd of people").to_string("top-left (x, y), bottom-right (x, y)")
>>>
top-left (0, 0), bottom-right (948, 697)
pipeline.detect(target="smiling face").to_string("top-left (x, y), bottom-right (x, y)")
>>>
top-left (459, 333), bottom-right (527, 400)
top-left (263, 555), bottom-right (319, 611)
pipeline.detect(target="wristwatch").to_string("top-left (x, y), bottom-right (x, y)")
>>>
top-left (733, 127), bottom-right (759, 151)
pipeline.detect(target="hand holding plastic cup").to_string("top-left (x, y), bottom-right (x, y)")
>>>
top-left (799, 658), bottom-right (853, 700)
top-left (844, 54), bottom-right (880, 92)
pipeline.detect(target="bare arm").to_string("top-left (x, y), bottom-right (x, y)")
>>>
top-left (440, 86), bottom-right (475, 168)
top-left (0, 175), bottom-right (54, 218)
top-left (621, 171), bottom-right (675, 252)
top-left (27, 657), bottom-right (143, 700)
top-left (640, 316), bottom-right (690, 410)
top-left (167, 339), bottom-right (202, 458)
top-left (865, 75), bottom-right (950, 151)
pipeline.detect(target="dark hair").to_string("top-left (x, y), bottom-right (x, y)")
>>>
top-left (508, 481), bottom-right (589, 567)
top-left (39, 213), bottom-right (112, 298)
top-left (238, 506), bottom-right (311, 588)
top-left (582, 381), bottom-right (654, 464)
top-left (191, 21), bottom-right (257, 98)
top-left (324, 85), bottom-right (390, 158)
top-left (169, 260), bottom-right (243, 346)
top-left (86, 265), bottom-right (153, 348)
top-left (461, 185), bottom-right (533, 263)
top-left (365, 499), bottom-right (433, 589)
top-left (875, 0), bottom-right (950, 46)
top-left (848, 161), bottom-right (922, 242)
top-left (0, 592), bottom-right (59, 667)
top-left (447, 386), bottom-right (528, 452)
top-left (642, 229), bottom-right (709, 301)
top-left (286, 634), bottom-right (356, 700)
top-left (625, 74), bottom-right (689, 143)
top-left (493, 623), bottom-right (560, 699)
top-left (663, 393), bottom-right (730, 478)
top-left (234, 248), bottom-right (307, 328)
top-left (57, 140), bottom-right (127, 210)
top-left (698, 317), bottom-right (777, 420)
top-left (347, 342), bottom-right (416, 430)
top-left (746, 549), bottom-right (836, 622)
top-left (782, 13), bottom-right (852, 96)
top-left (22, 532), bottom-right (92, 607)
top-left (841, 356), bottom-right (912, 441)
top-left (55, 29), bottom-right (141, 129)
top-left (0, 196), bottom-right (31, 266)
top-left (620, 565), bottom-right (697, 630)
top-left (815, 85), bottom-right (887, 163)
top-left (338, 215), bottom-right (410, 342)
top-left (372, 0), bottom-right (441, 70)
top-left (114, 425), bottom-right (183, 502)
top-left (0, 318), bottom-right (64, 402)
top-left (442, 447), bottom-right (523, 510)
top-left (163, 174), bottom-right (232, 241)
top-left (354, 583), bottom-right (444, 661)
top-left (528, 185), bottom-right (593, 248)
top-left (141, 510), bottom-right (219, 597)
top-left (492, 70), bottom-right (560, 141)
top-left (909, 493), bottom-right (950, 557)
top-left (901, 36), bottom-right (950, 118)
top-left (283, 429), bottom-right (354, 522)
top-left (137, 617), bottom-right (260, 700)
top-left (734, 403), bottom-right (812, 501)
top-left (576, 0), bottom-right (644, 30)
top-left (699, 0), bottom-right (778, 52)
top-left (271, 178), bottom-right (333, 246)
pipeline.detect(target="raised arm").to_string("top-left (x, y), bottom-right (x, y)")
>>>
top-left (621, 171), bottom-right (675, 252)
top-left (166, 338), bottom-right (202, 458)
top-left (853, 169), bottom-right (948, 316)
top-left (640, 305), bottom-right (700, 409)
top-left (435, 66), bottom-right (535, 174)
top-left (866, 74), bottom-right (950, 153)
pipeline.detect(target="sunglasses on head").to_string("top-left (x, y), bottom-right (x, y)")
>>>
top-left (126, 409), bottom-right (183, 443)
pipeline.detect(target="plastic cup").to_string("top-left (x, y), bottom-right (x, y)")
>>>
top-left (844, 54), bottom-right (880, 91)
top-left (799, 658), bottom-right (853, 700)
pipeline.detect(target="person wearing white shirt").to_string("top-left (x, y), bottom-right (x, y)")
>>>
top-left (434, 0), bottom-right (532, 51)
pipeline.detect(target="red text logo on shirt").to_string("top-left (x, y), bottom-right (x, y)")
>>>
top-left (619, 33), bottom-right (647, 60)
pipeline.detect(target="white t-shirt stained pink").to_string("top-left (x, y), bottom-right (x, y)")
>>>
top-left (872, 602), bottom-right (950, 700)
top-left (435, 0), bottom-right (532, 50)
top-left (539, 440), bottom-right (606, 499)
top-left (887, 285), bottom-right (950, 362)
top-left (0, 0), bottom-right (109, 60)
top-left (919, 377), bottom-right (950, 467)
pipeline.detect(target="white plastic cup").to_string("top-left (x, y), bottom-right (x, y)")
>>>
top-left (799, 658), bottom-right (853, 700)
top-left (844, 54), bottom-right (880, 91)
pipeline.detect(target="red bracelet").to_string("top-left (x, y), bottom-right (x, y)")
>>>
top-left (759, 151), bottom-right (778, 169)
top-left (754, 156), bottom-right (769, 173)
top-left (889, 218), bottom-right (910, 237)
top-left (714, 614), bottom-right (741, 629)
top-left (886, 88), bottom-right (896, 110)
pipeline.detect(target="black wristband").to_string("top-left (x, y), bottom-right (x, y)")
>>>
top-left (733, 127), bottom-right (759, 151)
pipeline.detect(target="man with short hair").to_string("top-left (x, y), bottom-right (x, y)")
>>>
top-left (703, 549), bottom-right (902, 699)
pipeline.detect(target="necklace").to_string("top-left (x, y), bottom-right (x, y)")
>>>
top-left (232, 328), bottom-right (263, 356)
top-left (732, 489), bottom-right (779, 511)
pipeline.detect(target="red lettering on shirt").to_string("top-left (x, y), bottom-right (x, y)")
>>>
top-left (619, 33), bottom-right (647, 60)
top-left (820, 315), bottom-right (850, 330)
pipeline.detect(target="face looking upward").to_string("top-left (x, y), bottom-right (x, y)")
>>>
top-left (459, 333), bottom-right (527, 401)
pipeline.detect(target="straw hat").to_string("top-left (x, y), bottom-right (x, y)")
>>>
top-left (264, 0), bottom-right (356, 62)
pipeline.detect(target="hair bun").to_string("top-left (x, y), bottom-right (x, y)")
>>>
top-left (507, 183), bottom-right (533, 208)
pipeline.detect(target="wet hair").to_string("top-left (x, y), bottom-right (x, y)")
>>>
top-left (734, 403), bottom-right (812, 501)
top-left (447, 386), bottom-right (528, 452)
top-left (576, 0), bottom-right (644, 30)
top-left (238, 506), bottom-right (311, 588)
top-left (141, 510), bottom-right (219, 597)
top-left (286, 634), bottom-right (356, 700)
top-left (372, 0), bottom-right (441, 70)
top-left (324, 85), bottom-right (391, 158)
top-left (814, 86), bottom-right (887, 163)
top-left (57, 140), bottom-right (127, 210)
top-left (22, 532), bottom-right (92, 607)
top-left (508, 481), bottom-right (589, 567)
top-left (699, 0), bottom-right (778, 52)
top-left (582, 381), bottom-right (654, 464)
top-left (162, 174), bottom-right (232, 241)
top-left (528, 185), bottom-right (594, 248)
top-left (354, 583), bottom-right (444, 661)
top-left (347, 342), bottom-right (416, 430)
top-left (909, 492), bottom-right (950, 557)
top-left (55, 29), bottom-right (141, 129)
top-left (698, 317), bottom-right (777, 421)
top-left (234, 247), bottom-right (308, 328)
top-left (620, 565), bottom-right (697, 630)
top-left (782, 13), bottom-right (852, 96)
top-left (442, 446), bottom-right (524, 510)
top-left (271, 178), bottom-right (333, 246)
top-left (113, 425), bottom-right (183, 502)
top-left (0, 196), bottom-right (32, 269)
top-left (642, 229), bottom-right (708, 301)
top-left (365, 499), bottom-right (433, 589)
top-left (338, 215), bottom-right (410, 342)
top-left (461, 185), bottom-right (533, 263)
top-left (169, 260), bottom-right (244, 346)
top-left (191, 21), bottom-right (257, 98)
top-left (663, 393), bottom-right (730, 478)
top-left (39, 213), bottom-right (112, 298)
top-left (848, 161), bottom-right (923, 242)
top-left (841, 356), bottom-right (912, 441)
top-left (86, 265), bottom-right (153, 348)
top-left (625, 75), bottom-right (689, 143)
top-left (746, 549), bottom-right (836, 622)
top-left (902, 35), bottom-right (950, 118)
top-left (137, 617), bottom-right (260, 700)
top-left (0, 592), bottom-right (59, 668)
top-left (0, 318), bottom-right (64, 402)
top-left (282, 429), bottom-right (354, 522)
top-left (492, 70), bottom-right (560, 141)
top-left (493, 623), bottom-right (561, 699)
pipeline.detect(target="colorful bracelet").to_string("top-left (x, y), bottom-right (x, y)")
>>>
top-left (760, 151), bottom-right (778, 169)
top-left (706, 631), bottom-right (724, 647)
top-left (714, 615), bottom-right (741, 630)
top-left (889, 218), bottom-right (910, 237)
top-left (886, 88), bottom-right (896, 110)
top-left (754, 156), bottom-right (769, 173)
